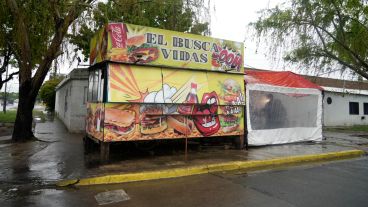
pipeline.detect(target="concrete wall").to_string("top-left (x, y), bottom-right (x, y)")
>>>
top-left (55, 69), bottom-right (88, 133)
top-left (323, 91), bottom-right (368, 126)
top-left (69, 80), bottom-right (88, 132)
top-left (55, 82), bottom-right (71, 128)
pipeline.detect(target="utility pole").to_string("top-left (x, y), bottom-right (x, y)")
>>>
top-left (3, 64), bottom-right (8, 113)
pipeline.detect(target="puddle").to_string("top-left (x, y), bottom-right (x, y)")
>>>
top-left (95, 189), bottom-right (130, 205)
top-left (31, 188), bottom-right (64, 196)
top-left (165, 161), bottom-right (186, 166)
top-left (354, 135), bottom-right (368, 139)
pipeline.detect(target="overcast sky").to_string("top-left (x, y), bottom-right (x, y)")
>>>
top-left (73, 0), bottom-right (288, 73)
top-left (210, 0), bottom-right (284, 70)
top-left (1, 0), bottom-right (353, 93)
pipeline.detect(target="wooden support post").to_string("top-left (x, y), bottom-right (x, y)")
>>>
top-left (234, 135), bottom-right (244, 150)
top-left (245, 131), bottom-right (248, 150)
top-left (100, 142), bottom-right (110, 163)
top-left (83, 136), bottom-right (90, 154)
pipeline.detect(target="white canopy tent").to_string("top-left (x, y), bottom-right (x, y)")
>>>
top-left (245, 70), bottom-right (323, 146)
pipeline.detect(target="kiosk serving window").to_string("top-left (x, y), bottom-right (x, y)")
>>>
top-left (88, 68), bottom-right (104, 102)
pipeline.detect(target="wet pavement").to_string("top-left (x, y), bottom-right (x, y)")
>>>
top-left (3, 157), bottom-right (368, 207)
top-left (0, 118), bottom-right (368, 206)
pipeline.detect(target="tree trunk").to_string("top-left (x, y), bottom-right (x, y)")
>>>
top-left (12, 80), bottom-right (36, 141)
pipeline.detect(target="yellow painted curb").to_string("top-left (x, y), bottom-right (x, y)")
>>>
top-left (56, 149), bottom-right (365, 187)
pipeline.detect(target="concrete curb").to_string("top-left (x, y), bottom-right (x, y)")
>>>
top-left (56, 149), bottom-right (365, 187)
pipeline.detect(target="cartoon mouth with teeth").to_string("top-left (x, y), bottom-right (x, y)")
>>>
top-left (193, 92), bottom-right (220, 136)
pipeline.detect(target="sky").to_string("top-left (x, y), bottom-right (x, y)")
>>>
top-left (0, 0), bottom-right (355, 93)
top-left (210, 0), bottom-right (283, 70)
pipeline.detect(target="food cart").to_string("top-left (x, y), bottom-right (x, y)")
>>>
top-left (85, 22), bottom-right (246, 160)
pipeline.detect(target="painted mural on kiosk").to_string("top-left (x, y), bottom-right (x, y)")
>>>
top-left (90, 23), bottom-right (244, 73)
top-left (90, 63), bottom-right (245, 142)
top-left (87, 22), bottom-right (245, 142)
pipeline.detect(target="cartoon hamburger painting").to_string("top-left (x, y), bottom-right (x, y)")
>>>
top-left (104, 108), bottom-right (136, 137)
top-left (222, 79), bottom-right (242, 104)
top-left (220, 113), bottom-right (240, 133)
top-left (107, 23), bottom-right (159, 64)
top-left (126, 32), bottom-right (159, 64)
top-left (140, 105), bottom-right (167, 135)
top-left (219, 79), bottom-right (243, 133)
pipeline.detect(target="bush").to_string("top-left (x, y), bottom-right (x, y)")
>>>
top-left (39, 78), bottom-right (62, 111)
top-left (0, 110), bottom-right (17, 123)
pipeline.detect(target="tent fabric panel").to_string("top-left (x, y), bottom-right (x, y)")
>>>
top-left (246, 83), bottom-right (323, 146)
top-left (247, 83), bottom-right (322, 95)
top-left (247, 127), bottom-right (323, 146)
top-left (245, 70), bottom-right (323, 90)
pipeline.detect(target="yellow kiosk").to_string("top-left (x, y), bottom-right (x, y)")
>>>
top-left (86, 23), bottom-right (245, 160)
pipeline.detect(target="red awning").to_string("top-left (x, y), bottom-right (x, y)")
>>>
top-left (245, 70), bottom-right (323, 90)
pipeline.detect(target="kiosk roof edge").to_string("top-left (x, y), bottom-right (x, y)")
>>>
top-left (89, 22), bottom-right (244, 73)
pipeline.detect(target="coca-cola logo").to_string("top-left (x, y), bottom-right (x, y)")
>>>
top-left (111, 25), bottom-right (123, 48)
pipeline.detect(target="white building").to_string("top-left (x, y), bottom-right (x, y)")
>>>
top-left (304, 76), bottom-right (368, 127)
top-left (55, 68), bottom-right (89, 133)
top-left (323, 88), bottom-right (368, 126)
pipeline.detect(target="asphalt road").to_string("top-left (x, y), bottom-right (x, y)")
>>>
top-left (2, 157), bottom-right (368, 207)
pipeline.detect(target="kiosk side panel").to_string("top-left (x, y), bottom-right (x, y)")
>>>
top-left (101, 63), bottom-right (245, 142)
top-left (103, 103), bottom-right (244, 142)
top-left (86, 102), bottom-right (105, 141)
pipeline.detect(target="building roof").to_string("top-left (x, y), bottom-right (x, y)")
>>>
top-left (303, 75), bottom-right (368, 90)
top-left (244, 68), bottom-right (368, 95)
top-left (55, 68), bottom-right (89, 90)
top-left (322, 86), bottom-right (368, 96)
top-left (303, 75), bottom-right (368, 96)
top-left (245, 70), bottom-right (323, 90)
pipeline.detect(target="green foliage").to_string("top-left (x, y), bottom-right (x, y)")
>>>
top-left (0, 110), bottom-right (17, 123)
top-left (39, 78), bottom-right (62, 111)
top-left (2, 0), bottom-right (95, 140)
top-left (251, 0), bottom-right (368, 79)
top-left (70, 0), bottom-right (210, 61)
top-left (0, 110), bottom-right (45, 123)
top-left (0, 0), bottom-right (12, 53)
top-left (326, 125), bottom-right (368, 132)
top-left (2, 0), bottom-right (55, 69)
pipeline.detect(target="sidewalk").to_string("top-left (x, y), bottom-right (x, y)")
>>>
top-left (0, 118), bottom-right (367, 188)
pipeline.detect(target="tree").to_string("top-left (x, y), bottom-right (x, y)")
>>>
top-left (39, 78), bottom-right (63, 112)
top-left (4, 0), bottom-right (94, 141)
top-left (0, 0), bottom-right (18, 90)
top-left (70, 0), bottom-right (210, 60)
top-left (251, 0), bottom-right (368, 79)
top-left (2, 0), bottom-right (209, 142)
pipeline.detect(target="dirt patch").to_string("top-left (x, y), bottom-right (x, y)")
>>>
top-left (0, 126), bottom-right (13, 136)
